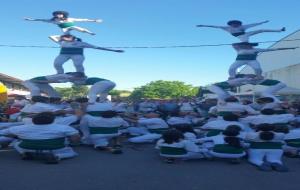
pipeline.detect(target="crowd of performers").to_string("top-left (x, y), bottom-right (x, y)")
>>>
top-left (0, 12), bottom-right (300, 172)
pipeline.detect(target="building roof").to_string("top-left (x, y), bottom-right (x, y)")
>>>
top-left (0, 73), bottom-right (23, 85)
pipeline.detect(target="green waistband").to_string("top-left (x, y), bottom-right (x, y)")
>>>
top-left (217, 111), bottom-right (237, 117)
top-left (231, 31), bottom-right (246, 37)
top-left (215, 82), bottom-right (231, 90)
top-left (213, 144), bottom-right (244, 154)
top-left (60, 47), bottom-right (84, 55)
top-left (250, 142), bottom-right (283, 149)
top-left (259, 79), bottom-right (281, 86)
top-left (148, 128), bottom-right (168, 134)
top-left (236, 54), bottom-right (257, 60)
top-left (84, 77), bottom-right (108, 85)
top-left (206, 129), bottom-right (223, 137)
top-left (19, 138), bottom-right (65, 150)
top-left (89, 127), bottom-right (119, 134)
top-left (58, 22), bottom-right (75, 28)
top-left (87, 111), bottom-right (103, 117)
top-left (285, 139), bottom-right (300, 148)
top-left (160, 146), bottom-right (187, 155)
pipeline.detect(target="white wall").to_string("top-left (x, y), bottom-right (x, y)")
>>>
top-left (239, 30), bottom-right (300, 92)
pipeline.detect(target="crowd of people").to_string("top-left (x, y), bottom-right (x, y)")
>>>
top-left (1, 95), bottom-right (300, 172)
top-left (1, 12), bottom-right (299, 172)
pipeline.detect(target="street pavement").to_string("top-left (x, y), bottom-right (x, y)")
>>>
top-left (1, 144), bottom-right (300, 190)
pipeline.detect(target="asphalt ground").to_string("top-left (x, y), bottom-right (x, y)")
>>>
top-left (1, 144), bottom-right (300, 190)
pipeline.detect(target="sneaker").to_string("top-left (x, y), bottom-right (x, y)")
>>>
top-left (271, 163), bottom-right (289, 172)
top-left (258, 162), bottom-right (272, 171)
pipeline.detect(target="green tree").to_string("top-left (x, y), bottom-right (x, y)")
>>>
top-left (55, 85), bottom-right (89, 99)
top-left (129, 80), bottom-right (198, 100)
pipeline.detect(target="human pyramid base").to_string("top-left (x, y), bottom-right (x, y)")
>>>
top-left (1, 12), bottom-right (300, 172)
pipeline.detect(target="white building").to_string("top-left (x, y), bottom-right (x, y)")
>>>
top-left (0, 73), bottom-right (29, 95)
top-left (238, 30), bottom-right (300, 98)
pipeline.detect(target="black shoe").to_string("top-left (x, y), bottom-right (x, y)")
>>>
top-left (21, 152), bottom-right (35, 160)
top-left (271, 163), bottom-right (289, 172)
top-left (111, 146), bottom-right (123, 154)
top-left (96, 146), bottom-right (108, 151)
top-left (258, 162), bottom-right (272, 171)
top-left (229, 158), bottom-right (241, 164)
top-left (43, 153), bottom-right (59, 164)
top-left (165, 158), bottom-right (175, 164)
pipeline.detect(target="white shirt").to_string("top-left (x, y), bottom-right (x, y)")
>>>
top-left (156, 139), bottom-right (200, 153)
top-left (217, 102), bottom-right (259, 115)
top-left (202, 119), bottom-right (252, 132)
top-left (138, 118), bottom-right (168, 129)
top-left (80, 115), bottom-right (129, 128)
top-left (0, 123), bottom-right (78, 139)
top-left (284, 129), bottom-right (300, 140)
top-left (167, 117), bottom-right (192, 125)
top-left (241, 114), bottom-right (295, 125)
top-left (21, 103), bottom-right (60, 114)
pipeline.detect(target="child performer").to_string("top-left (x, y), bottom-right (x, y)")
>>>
top-left (197, 20), bottom-right (284, 42)
top-left (24, 11), bottom-right (102, 35)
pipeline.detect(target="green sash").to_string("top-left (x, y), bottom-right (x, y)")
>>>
top-left (236, 54), bottom-right (258, 60)
top-left (213, 144), bottom-right (244, 154)
top-left (259, 79), bottom-right (281, 86)
top-left (89, 126), bottom-right (119, 134)
top-left (87, 111), bottom-right (103, 117)
top-left (215, 82), bottom-right (231, 90)
top-left (217, 111), bottom-right (236, 117)
top-left (206, 129), bottom-right (223, 137)
top-left (160, 146), bottom-right (187, 155)
top-left (250, 142), bottom-right (283, 149)
top-left (19, 138), bottom-right (65, 150)
top-left (231, 31), bottom-right (246, 37)
top-left (285, 139), bottom-right (300, 148)
top-left (60, 47), bottom-right (84, 55)
top-left (148, 128), bottom-right (168, 134)
top-left (58, 22), bottom-right (75, 28)
top-left (85, 77), bottom-right (108, 85)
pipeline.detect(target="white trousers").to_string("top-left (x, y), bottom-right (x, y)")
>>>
top-left (14, 141), bottom-right (78, 159)
top-left (260, 82), bottom-right (286, 102)
top-left (160, 151), bottom-right (205, 160)
top-left (22, 81), bottom-right (61, 98)
top-left (248, 149), bottom-right (283, 166)
top-left (128, 133), bottom-right (162, 143)
top-left (208, 84), bottom-right (231, 101)
top-left (229, 60), bottom-right (262, 78)
top-left (54, 54), bottom-right (85, 74)
top-left (62, 26), bottom-right (94, 35)
top-left (209, 151), bottom-right (246, 159)
top-left (88, 80), bottom-right (116, 103)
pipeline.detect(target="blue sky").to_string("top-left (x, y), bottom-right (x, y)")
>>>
top-left (1, 0), bottom-right (299, 90)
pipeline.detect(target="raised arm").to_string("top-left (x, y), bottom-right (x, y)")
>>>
top-left (48, 35), bottom-right (61, 43)
top-left (256, 47), bottom-right (297, 53)
top-left (243, 20), bottom-right (269, 29)
top-left (69, 18), bottom-right (103, 23)
top-left (24, 17), bottom-right (52, 23)
top-left (81, 42), bottom-right (124, 53)
top-left (196, 24), bottom-right (227, 29)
